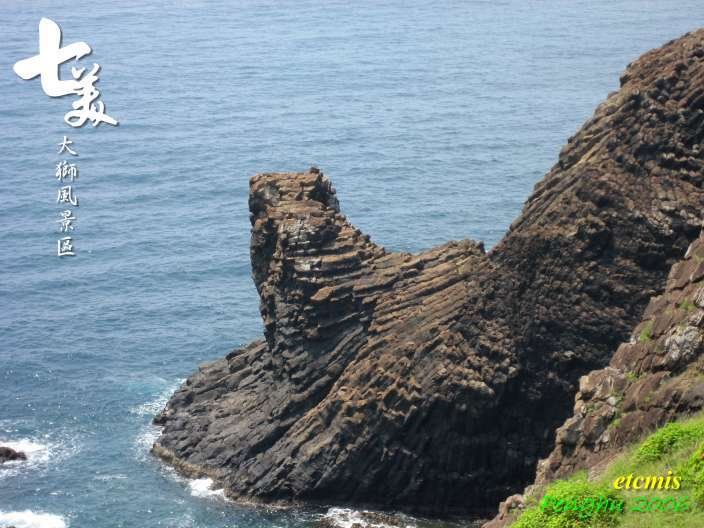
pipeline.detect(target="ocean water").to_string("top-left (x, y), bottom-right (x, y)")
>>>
top-left (1, 1), bottom-right (704, 527)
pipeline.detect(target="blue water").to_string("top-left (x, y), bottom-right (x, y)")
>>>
top-left (2, 1), bottom-right (704, 527)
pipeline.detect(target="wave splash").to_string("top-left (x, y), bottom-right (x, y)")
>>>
top-left (132, 379), bottom-right (185, 463)
top-left (130, 379), bottom-right (185, 418)
top-left (0, 439), bottom-right (49, 464)
top-left (132, 379), bottom-right (227, 502)
top-left (188, 477), bottom-right (226, 499)
top-left (0, 510), bottom-right (67, 528)
top-left (322, 508), bottom-right (415, 528)
top-left (0, 434), bottom-right (79, 479)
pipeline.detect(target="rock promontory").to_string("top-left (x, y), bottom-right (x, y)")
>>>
top-left (154, 29), bottom-right (704, 516)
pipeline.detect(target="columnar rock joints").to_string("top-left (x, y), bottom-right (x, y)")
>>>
top-left (534, 229), bottom-right (704, 487)
top-left (154, 30), bottom-right (704, 515)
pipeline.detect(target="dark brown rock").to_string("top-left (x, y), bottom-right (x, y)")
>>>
top-left (0, 446), bottom-right (27, 464)
top-left (531, 230), bottom-right (704, 487)
top-left (481, 495), bottom-right (525, 528)
top-left (154, 29), bottom-right (704, 516)
top-left (484, 230), bottom-right (704, 528)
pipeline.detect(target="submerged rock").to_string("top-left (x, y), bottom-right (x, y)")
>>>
top-left (0, 446), bottom-right (27, 464)
top-left (154, 29), bottom-right (704, 516)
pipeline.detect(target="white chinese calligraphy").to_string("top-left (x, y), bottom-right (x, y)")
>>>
top-left (57, 210), bottom-right (76, 233)
top-left (57, 185), bottom-right (79, 206)
top-left (57, 135), bottom-right (78, 155)
top-left (13, 18), bottom-right (118, 128)
top-left (56, 160), bottom-right (78, 182)
top-left (57, 236), bottom-right (75, 257)
top-left (65, 63), bottom-right (118, 127)
top-left (13, 18), bottom-right (89, 97)
top-left (56, 137), bottom-right (80, 256)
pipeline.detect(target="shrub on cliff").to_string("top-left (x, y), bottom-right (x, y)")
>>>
top-left (635, 422), bottom-right (704, 463)
top-left (511, 414), bottom-right (704, 528)
top-left (512, 474), bottom-right (622, 528)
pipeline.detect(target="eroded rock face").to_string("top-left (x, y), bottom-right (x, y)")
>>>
top-left (154, 30), bottom-right (704, 516)
top-left (483, 230), bottom-right (704, 528)
top-left (483, 232), bottom-right (704, 528)
top-left (533, 231), bottom-right (704, 486)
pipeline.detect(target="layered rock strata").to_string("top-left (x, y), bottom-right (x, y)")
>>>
top-left (154, 29), bottom-right (704, 515)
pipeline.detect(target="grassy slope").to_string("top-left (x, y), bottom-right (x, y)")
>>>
top-left (510, 414), bottom-right (704, 528)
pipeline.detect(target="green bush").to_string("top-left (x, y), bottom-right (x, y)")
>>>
top-left (635, 422), bottom-right (704, 463)
top-left (676, 443), bottom-right (704, 507)
top-left (639, 320), bottom-right (654, 343)
top-left (678, 299), bottom-right (697, 312)
top-left (511, 415), bottom-right (704, 528)
top-left (512, 475), bottom-right (623, 528)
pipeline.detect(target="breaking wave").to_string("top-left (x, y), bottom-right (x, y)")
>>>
top-left (0, 510), bottom-right (67, 528)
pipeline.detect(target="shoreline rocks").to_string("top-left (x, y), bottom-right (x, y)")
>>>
top-left (0, 446), bottom-right (27, 464)
top-left (154, 29), bottom-right (704, 516)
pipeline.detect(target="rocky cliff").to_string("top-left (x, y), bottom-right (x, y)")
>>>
top-left (534, 227), bottom-right (704, 487)
top-left (153, 29), bottom-right (704, 516)
top-left (483, 230), bottom-right (704, 528)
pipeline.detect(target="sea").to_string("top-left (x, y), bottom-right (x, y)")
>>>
top-left (1, 1), bottom-right (703, 527)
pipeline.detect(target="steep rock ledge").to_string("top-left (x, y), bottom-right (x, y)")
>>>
top-left (154, 29), bottom-right (704, 516)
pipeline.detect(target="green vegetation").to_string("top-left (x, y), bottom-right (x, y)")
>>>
top-left (678, 299), bottom-right (697, 313)
top-left (634, 421), bottom-right (704, 463)
top-left (512, 474), bottom-right (623, 528)
top-left (679, 444), bottom-right (704, 507)
top-left (510, 414), bottom-right (704, 528)
top-left (639, 320), bottom-right (654, 343)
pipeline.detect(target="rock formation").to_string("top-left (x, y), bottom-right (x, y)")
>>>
top-left (534, 229), bottom-right (704, 486)
top-left (483, 224), bottom-right (704, 528)
top-left (0, 446), bottom-right (27, 464)
top-left (154, 29), bottom-right (704, 516)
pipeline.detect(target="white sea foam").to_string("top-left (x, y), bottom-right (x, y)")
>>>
top-left (132, 380), bottom-right (228, 502)
top-left (0, 510), bottom-right (67, 528)
top-left (93, 473), bottom-right (128, 481)
top-left (322, 508), bottom-right (415, 528)
top-left (135, 424), bottom-right (160, 456)
top-left (0, 435), bottom-right (80, 479)
top-left (0, 439), bottom-right (49, 464)
top-left (130, 378), bottom-right (185, 417)
top-left (132, 378), bottom-right (185, 464)
top-left (188, 477), bottom-right (226, 499)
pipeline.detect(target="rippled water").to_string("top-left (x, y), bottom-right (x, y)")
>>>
top-left (2, 1), bottom-right (704, 527)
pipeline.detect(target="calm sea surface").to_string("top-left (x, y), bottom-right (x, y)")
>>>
top-left (1, 1), bottom-right (704, 527)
